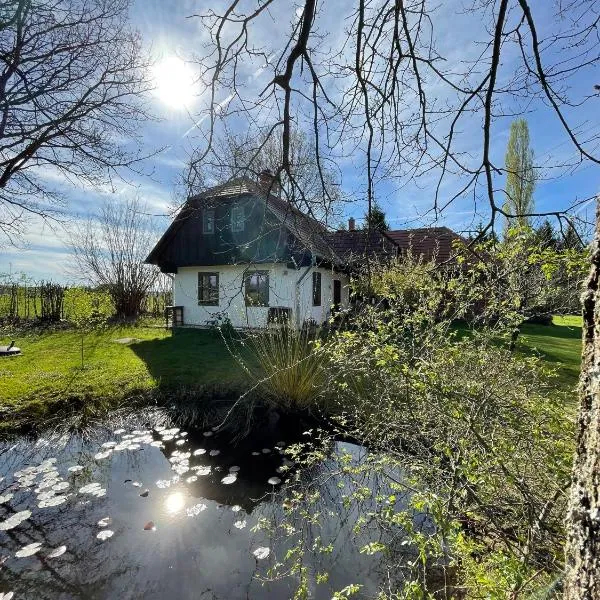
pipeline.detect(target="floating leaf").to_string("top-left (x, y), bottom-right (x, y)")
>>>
top-left (143, 521), bottom-right (156, 531)
top-left (97, 517), bottom-right (111, 527)
top-left (46, 545), bottom-right (67, 558)
top-left (261, 448), bottom-right (271, 454)
top-left (233, 520), bottom-right (247, 529)
top-left (113, 429), bottom-right (126, 435)
top-left (253, 547), bottom-right (270, 560)
top-left (175, 440), bottom-right (186, 446)
top-left (221, 474), bottom-right (237, 485)
top-left (155, 479), bottom-right (171, 488)
top-left (102, 441), bottom-right (117, 449)
top-left (52, 481), bottom-right (69, 492)
top-left (186, 476), bottom-right (197, 483)
top-left (267, 477), bottom-right (281, 486)
top-left (193, 449), bottom-right (206, 456)
top-left (186, 503), bottom-right (207, 517)
top-left (39, 495), bottom-right (69, 508)
top-left (0, 591), bottom-right (14, 600)
top-left (139, 490), bottom-right (149, 498)
top-left (68, 465), bottom-right (84, 473)
top-left (131, 482), bottom-right (142, 488)
top-left (94, 451), bottom-right (111, 460)
top-left (231, 505), bottom-right (242, 512)
top-left (251, 452), bottom-right (260, 456)
top-left (209, 450), bottom-right (220, 457)
top-left (0, 510), bottom-right (31, 531)
top-left (228, 466), bottom-right (240, 473)
top-left (194, 466), bottom-right (211, 476)
top-left (96, 530), bottom-right (114, 541)
top-left (0, 493), bottom-right (13, 505)
top-left (202, 431), bottom-right (213, 437)
top-left (15, 542), bottom-right (43, 558)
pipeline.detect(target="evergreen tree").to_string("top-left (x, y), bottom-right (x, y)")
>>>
top-left (561, 222), bottom-right (584, 251)
top-left (504, 119), bottom-right (536, 230)
top-left (535, 219), bottom-right (558, 250)
top-left (363, 202), bottom-right (389, 232)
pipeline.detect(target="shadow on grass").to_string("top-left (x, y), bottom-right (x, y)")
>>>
top-left (129, 328), bottom-right (249, 391)
top-left (521, 321), bottom-right (582, 340)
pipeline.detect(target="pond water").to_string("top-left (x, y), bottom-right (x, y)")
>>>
top-left (0, 414), bottom-right (424, 599)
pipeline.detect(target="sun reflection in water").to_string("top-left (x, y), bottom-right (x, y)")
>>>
top-left (165, 491), bottom-right (185, 515)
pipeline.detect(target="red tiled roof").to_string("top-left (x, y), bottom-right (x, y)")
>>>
top-left (386, 227), bottom-right (466, 264)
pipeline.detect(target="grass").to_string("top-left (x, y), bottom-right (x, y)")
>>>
top-left (519, 315), bottom-right (582, 390)
top-left (0, 315), bottom-right (582, 431)
top-left (0, 325), bottom-right (248, 430)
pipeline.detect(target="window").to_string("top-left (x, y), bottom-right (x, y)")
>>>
top-left (245, 271), bottom-right (269, 306)
top-left (231, 205), bottom-right (245, 232)
top-left (198, 272), bottom-right (219, 306)
top-left (203, 209), bottom-right (215, 234)
top-left (312, 271), bottom-right (321, 306)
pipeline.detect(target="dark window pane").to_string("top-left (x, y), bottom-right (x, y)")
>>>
top-left (203, 209), bottom-right (214, 234)
top-left (245, 271), bottom-right (269, 306)
top-left (312, 271), bottom-right (321, 306)
top-left (198, 272), bottom-right (219, 305)
top-left (231, 205), bottom-right (244, 232)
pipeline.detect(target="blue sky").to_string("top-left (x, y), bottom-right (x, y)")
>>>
top-left (1, 0), bottom-right (598, 282)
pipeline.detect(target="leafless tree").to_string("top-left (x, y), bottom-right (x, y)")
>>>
top-left (0, 0), bottom-right (153, 243)
top-left (69, 196), bottom-right (160, 319)
top-left (185, 0), bottom-right (600, 594)
top-left (185, 127), bottom-right (342, 225)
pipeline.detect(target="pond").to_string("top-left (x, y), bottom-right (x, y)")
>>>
top-left (0, 412), bottom-right (426, 599)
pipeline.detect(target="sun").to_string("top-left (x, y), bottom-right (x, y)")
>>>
top-left (152, 56), bottom-right (196, 110)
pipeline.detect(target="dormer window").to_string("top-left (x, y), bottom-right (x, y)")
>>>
top-left (203, 209), bottom-right (215, 234)
top-left (231, 205), bottom-right (244, 232)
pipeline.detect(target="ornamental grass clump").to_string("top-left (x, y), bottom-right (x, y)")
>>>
top-left (245, 325), bottom-right (327, 412)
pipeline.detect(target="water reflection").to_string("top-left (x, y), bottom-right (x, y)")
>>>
top-left (0, 416), bottom-right (425, 599)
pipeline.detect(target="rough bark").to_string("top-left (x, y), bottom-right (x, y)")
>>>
top-left (564, 199), bottom-right (600, 598)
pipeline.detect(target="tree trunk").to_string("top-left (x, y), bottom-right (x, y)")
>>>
top-left (564, 200), bottom-right (600, 598)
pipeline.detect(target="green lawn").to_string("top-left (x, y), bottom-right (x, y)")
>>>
top-left (0, 316), bottom-right (582, 429)
top-left (519, 315), bottom-right (582, 389)
top-left (0, 326), bottom-right (248, 425)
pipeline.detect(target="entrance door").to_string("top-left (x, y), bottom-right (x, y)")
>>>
top-left (333, 279), bottom-right (341, 310)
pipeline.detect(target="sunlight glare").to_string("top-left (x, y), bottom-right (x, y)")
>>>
top-left (152, 56), bottom-right (196, 109)
top-left (165, 491), bottom-right (185, 514)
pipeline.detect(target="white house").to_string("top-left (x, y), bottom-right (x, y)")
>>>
top-left (145, 174), bottom-right (398, 329)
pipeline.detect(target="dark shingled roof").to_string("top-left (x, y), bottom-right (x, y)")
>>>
top-left (386, 227), bottom-right (466, 264)
top-left (327, 229), bottom-right (399, 265)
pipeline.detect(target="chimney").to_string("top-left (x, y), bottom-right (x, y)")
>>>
top-left (258, 169), bottom-right (279, 194)
top-left (348, 217), bottom-right (356, 231)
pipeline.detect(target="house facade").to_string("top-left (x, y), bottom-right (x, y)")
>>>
top-left (146, 174), bottom-right (464, 329)
top-left (146, 176), bottom-right (355, 329)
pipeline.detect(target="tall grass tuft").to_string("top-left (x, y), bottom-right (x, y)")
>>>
top-left (244, 325), bottom-right (327, 412)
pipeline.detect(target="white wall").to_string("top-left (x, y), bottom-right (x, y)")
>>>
top-left (173, 263), bottom-right (350, 328)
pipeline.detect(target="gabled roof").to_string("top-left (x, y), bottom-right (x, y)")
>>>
top-left (146, 177), bottom-right (339, 267)
top-left (386, 226), bottom-right (466, 264)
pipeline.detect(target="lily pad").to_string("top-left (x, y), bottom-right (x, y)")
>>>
top-left (231, 505), bottom-right (242, 512)
top-left (0, 510), bottom-right (32, 531)
top-left (96, 530), bottom-right (114, 541)
top-left (15, 542), bottom-right (43, 558)
top-left (221, 474), bottom-right (237, 485)
top-left (209, 450), bottom-right (220, 457)
top-left (261, 448), bottom-right (271, 454)
top-left (97, 517), bottom-right (111, 527)
top-left (229, 466), bottom-right (240, 473)
top-left (203, 431), bottom-right (213, 437)
top-left (193, 449), bottom-right (206, 456)
top-left (139, 490), bottom-right (149, 498)
top-left (233, 520), bottom-right (247, 529)
top-left (0, 493), bottom-right (14, 505)
top-left (46, 545), bottom-right (67, 558)
top-left (267, 477), bottom-right (282, 486)
top-left (186, 503), bottom-right (207, 517)
top-left (253, 547), bottom-right (270, 560)
top-left (143, 521), bottom-right (156, 531)
top-left (68, 465), bottom-right (84, 473)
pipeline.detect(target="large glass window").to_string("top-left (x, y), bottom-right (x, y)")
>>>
top-left (312, 271), bottom-right (321, 306)
top-left (198, 272), bottom-right (219, 306)
top-left (245, 271), bottom-right (269, 306)
top-left (231, 205), bottom-right (245, 232)
top-left (203, 209), bottom-right (215, 234)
